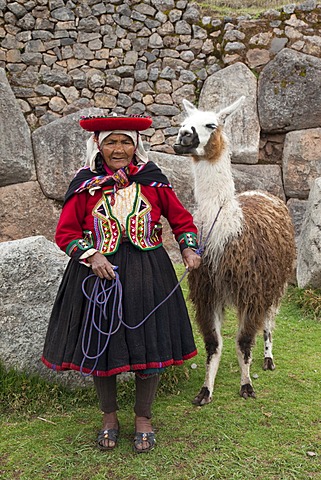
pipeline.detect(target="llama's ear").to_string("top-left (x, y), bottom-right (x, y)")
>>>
top-left (182, 99), bottom-right (197, 117)
top-left (217, 96), bottom-right (245, 125)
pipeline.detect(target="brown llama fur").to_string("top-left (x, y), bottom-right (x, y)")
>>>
top-left (189, 193), bottom-right (296, 338)
top-left (203, 126), bottom-right (226, 163)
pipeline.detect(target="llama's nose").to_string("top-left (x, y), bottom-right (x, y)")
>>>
top-left (180, 127), bottom-right (197, 146)
top-left (173, 126), bottom-right (200, 154)
top-left (181, 133), bottom-right (193, 146)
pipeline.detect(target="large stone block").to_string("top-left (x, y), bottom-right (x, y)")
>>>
top-left (0, 181), bottom-right (61, 243)
top-left (283, 128), bottom-right (321, 199)
top-left (149, 151), bottom-right (195, 263)
top-left (0, 68), bottom-right (35, 187)
top-left (0, 236), bottom-right (91, 386)
top-left (233, 164), bottom-right (285, 200)
top-left (198, 62), bottom-right (260, 165)
top-left (297, 178), bottom-right (321, 288)
top-left (32, 107), bottom-right (105, 201)
top-left (287, 198), bottom-right (308, 240)
top-left (258, 49), bottom-right (321, 132)
top-left (148, 151), bottom-right (194, 211)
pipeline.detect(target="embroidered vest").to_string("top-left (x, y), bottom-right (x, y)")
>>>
top-left (91, 183), bottom-right (162, 254)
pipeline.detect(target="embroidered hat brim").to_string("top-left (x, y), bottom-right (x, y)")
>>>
top-left (79, 115), bottom-right (153, 132)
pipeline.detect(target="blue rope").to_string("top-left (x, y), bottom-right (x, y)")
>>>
top-left (80, 207), bottom-right (222, 376)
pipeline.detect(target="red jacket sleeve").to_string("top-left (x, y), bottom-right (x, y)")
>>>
top-left (55, 193), bottom-right (95, 260)
top-left (157, 187), bottom-right (198, 252)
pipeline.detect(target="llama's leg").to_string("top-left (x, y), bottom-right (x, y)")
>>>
top-left (193, 307), bottom-right (223, 406)
top-left (263, 303), bottom-right (278, 371)
top-left (236, 324), bottom-right (257, 399)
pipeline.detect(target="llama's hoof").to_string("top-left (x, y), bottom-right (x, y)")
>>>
top-left (240, 383), bottom-right (256, 399)
top-left (263, 357), bottom-right (275, 371)
top-left (192, 386), bottom-right (212, 406)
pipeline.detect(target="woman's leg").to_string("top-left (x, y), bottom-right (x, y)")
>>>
top-left (134, 373), bottom-right (160, 452)
top-left (93, 375), bottom-right (119, 449)
top-left (134, 373), bottom-right (160, 418)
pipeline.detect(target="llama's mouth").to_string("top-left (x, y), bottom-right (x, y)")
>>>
top-left (173, 144), bottom-right (197, 155)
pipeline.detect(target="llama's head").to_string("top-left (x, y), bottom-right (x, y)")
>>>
top-left (173, 97), bottom-right (245, 159)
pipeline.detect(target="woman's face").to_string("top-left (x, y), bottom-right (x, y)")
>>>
top-left (101, 133), bottom-right (136, 172)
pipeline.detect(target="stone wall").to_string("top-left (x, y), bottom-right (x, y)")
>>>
top-left (1, 0), bottom-right (321, 250)
top-left (0, 1), bottom-right (320, 145)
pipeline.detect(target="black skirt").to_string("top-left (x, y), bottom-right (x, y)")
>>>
top-left (42, 243), bottom-right (197, 377)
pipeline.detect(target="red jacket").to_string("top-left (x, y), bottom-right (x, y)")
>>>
top-left (55, 182), bottom-right (198, 261)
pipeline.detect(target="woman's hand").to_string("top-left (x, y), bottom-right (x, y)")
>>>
top-left (182, 248), bottom-right (201, 271)
top-left (87, 252), bottom-right (116, 280)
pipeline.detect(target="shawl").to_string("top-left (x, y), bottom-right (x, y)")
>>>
top-left (64, 161), bottom-right (172, 204)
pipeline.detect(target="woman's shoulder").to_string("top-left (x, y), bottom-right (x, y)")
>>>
top-left (73, 165), bottom-right (95, 180)
top-left (134, 161), bottom-right (171, 187)
top-left (64, 166), bottom-right (97, 204)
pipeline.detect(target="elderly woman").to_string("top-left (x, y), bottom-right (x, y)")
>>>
top-left (42, 115), bottom-right (201, 453)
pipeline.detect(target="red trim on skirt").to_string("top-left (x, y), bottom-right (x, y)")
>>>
top-left (41, 350), bottom-right (197, 377)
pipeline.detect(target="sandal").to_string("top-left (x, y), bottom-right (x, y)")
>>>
top-left (97, 427), bottom-right (119, 451)
top-left (133, 431), bottom-right (156, 454)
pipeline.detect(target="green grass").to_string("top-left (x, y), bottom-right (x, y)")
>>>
top-left (196, 1), bottom-right (300, 17)
top-left (1, 268), bottom-right (321, 480)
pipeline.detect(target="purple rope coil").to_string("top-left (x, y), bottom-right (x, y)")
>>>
top-left (80, 267), bottom-right (189, 376)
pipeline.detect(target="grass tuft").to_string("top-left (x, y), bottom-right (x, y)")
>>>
top-left (288, 286), bottom-right (321, 321)
top-left (0, 362), bottom-right (97, 417)
top-left (196, 1), bottom-right (299, 17)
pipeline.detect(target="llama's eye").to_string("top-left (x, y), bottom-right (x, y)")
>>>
top-left (205, 124), bottom-right (217, 130)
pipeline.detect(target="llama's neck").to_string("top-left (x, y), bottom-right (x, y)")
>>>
top-left (192, 151), bottom-right (243, 261)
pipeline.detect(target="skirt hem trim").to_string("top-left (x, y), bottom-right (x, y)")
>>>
top-left (41, 350), bottom-right (197, 377)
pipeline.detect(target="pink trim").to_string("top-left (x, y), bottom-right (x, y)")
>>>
top-left (41, 349), bottom-right (197, 377)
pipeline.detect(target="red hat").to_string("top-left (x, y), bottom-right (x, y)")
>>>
top-left (79, 114), bottom-right (153, 132)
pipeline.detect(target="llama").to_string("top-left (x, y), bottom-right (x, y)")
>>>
top-left (173, 97), bottom-right (296, 404)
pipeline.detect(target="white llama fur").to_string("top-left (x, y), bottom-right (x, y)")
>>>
top-left (180, 98), bottom-right (245, 266)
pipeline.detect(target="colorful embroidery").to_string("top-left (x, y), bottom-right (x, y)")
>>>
top-left (66, 230), bottom-right (94, 259)
top-left (112, 169), bottom-right (130, 188)
top-left (92, 195), bottom-right (121, 254)
top-left (90, 184), bottom-right (164, 254)
top-left (149, 181), bottom-right (172, 188)
top-left (127, 185), bottom-right (160, 250)
top-left (75, 167), bottom-right (130, 195)
top-left (150, 223), bottom-right (162, 244)
top-left (178, 232), bottom-right (198, 250)
top-left (75, 174), bottom-right (112, 194)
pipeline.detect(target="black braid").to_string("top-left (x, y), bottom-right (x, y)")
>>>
top-left (95, 153), bottom-right (106, 175)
